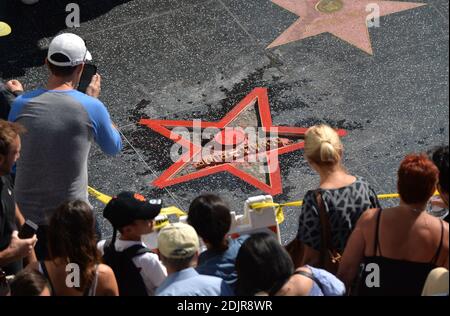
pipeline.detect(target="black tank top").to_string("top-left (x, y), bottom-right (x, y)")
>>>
top-left (357, 209), bottom-right (444, 296)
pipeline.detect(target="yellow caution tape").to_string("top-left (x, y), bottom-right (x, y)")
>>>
top-left (154, 216), bottom-right (170, 230)
top-left (88, 186), bottom-right (112, 204)
top-left (87, 186), bottom-right (186, 222)
top-left (247, 191), bottom-right (440, 225)
top-left (160, 206), bottom-right (186, 217)
top-left (377, 191), bottom-right (439, 200)
top-left (249, 201), bottom-right (303, 225)
top-left (0, 22), bottom-right (11, 37)
top-left (88, 186), bottom-right (441, 227)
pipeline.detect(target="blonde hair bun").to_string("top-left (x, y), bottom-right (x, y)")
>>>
top-left (304, 125), bottom-right (343, 164)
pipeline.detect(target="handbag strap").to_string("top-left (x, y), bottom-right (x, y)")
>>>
top-left (294, 269), bottom-right (325, 294)
top-left (315, 190), bottom-right (337, 266)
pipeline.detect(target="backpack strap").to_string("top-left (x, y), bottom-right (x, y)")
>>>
top-left (102, 240), bottom-right (151, 296)
top-left (103, 240), bottom-right (153, 259)
top-left (104, 239), bottom-right (113, 251)
top-left (121, 244), bottom-right (153, 259)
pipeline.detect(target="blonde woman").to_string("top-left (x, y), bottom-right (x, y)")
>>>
top-left (293, 125), bottom-right (380, 271)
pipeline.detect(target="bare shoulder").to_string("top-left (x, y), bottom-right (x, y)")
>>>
top-left (97, 263), bottom-right (115, 278)
top-left (95, 264), bottom-right (119, 296)
top-left (293, 267), bottom-right (315, 295)
top-left (356, 208), bottom-right (380, 227)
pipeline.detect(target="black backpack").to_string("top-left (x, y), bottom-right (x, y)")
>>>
top-left (102, 240), bottom-right (153, 296)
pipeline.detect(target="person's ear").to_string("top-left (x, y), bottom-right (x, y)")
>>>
top-left (188, 251), bottom-right (198, 266)
top-left (44, 58), bottom-right (51, 72)
top-left (122, 225), bottom-right (132, 235)
top-left (77, 63), bottom-right (84, 75)
top-left (0, 154), bottom-right (5, 166)
top-left (149, 220), bottom-right (154, 229)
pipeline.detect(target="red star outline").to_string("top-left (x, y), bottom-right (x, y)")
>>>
top-left (140, 88), bottom-right (347, 195)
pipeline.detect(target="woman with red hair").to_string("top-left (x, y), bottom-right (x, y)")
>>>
top-left (338, 154), bottom-right (449, 296)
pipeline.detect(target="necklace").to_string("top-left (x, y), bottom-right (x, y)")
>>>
top-left (400, 205), bottom-right (424, 213)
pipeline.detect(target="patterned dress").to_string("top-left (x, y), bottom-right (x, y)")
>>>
top-left (297, 177), bottom-right (380, 252)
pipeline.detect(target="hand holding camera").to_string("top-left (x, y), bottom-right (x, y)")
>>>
top-left (8, 230), bottom-right (37, 261)
top-left (78, 64), bottom-right (101, 98)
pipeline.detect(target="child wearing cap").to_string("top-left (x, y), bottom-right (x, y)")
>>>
top-left (98, 192), bottom-right (167, 296)
top-left (156, 222), bottom-right (234, 296)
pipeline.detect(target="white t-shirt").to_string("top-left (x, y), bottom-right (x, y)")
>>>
top-left (98, 239), bottom-right (167, 296)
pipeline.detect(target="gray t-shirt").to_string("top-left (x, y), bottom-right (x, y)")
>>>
top-left (8, 89), bottom-right (122, 225)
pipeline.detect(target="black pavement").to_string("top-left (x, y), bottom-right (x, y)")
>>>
top-left (1, 0), bottom-right (448, 242)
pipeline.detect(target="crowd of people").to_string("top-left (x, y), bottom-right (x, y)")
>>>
top-left (0, 33), bottom-right (449, 296)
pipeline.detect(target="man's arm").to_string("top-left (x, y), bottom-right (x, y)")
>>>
top-left (15, 204), bottom-right (37, 264)
top-left (90, 102), bottom-right (122, 155)
top-left (15, 203), bottom-right (25, 227)
top-left (82, 74), bottom-right (122, 155)
top-left (0, 81), bottom-right (22, 120)
top-left (337, 212), bottom-right (370, 293)
top-left (0, 231), bottom-right (37, 267)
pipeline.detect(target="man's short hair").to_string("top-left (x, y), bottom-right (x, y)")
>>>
top-left (47, 53), bottom-right (79, 77)
top-left (431, 146), bottom-right (449, 194)
top-left (0, 120), bottom-right (25, 155)
top-left (160, 254), bottom-right (196, 272)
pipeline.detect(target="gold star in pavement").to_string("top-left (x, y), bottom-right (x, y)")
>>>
top-left (268, 0), bottom-right (426, 54)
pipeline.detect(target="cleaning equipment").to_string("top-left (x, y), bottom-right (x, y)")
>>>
top-left (142, 195), bottom-right (281, 251)
top-left (228, 195), bottom-right (281, 244)
top-left (0, 22), bottom-right (12, 37)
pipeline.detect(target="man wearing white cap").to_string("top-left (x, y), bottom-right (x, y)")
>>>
top-left (8, 33), bottom-right (122, 260)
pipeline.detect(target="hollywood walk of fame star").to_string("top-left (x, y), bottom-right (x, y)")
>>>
top-left (268, 0), bottom-right (426, 54)
top-left (140, 88), bottom-right (347, 195)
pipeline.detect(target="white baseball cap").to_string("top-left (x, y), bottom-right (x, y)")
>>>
top-left (47, 33), bottom-right (92, 67)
